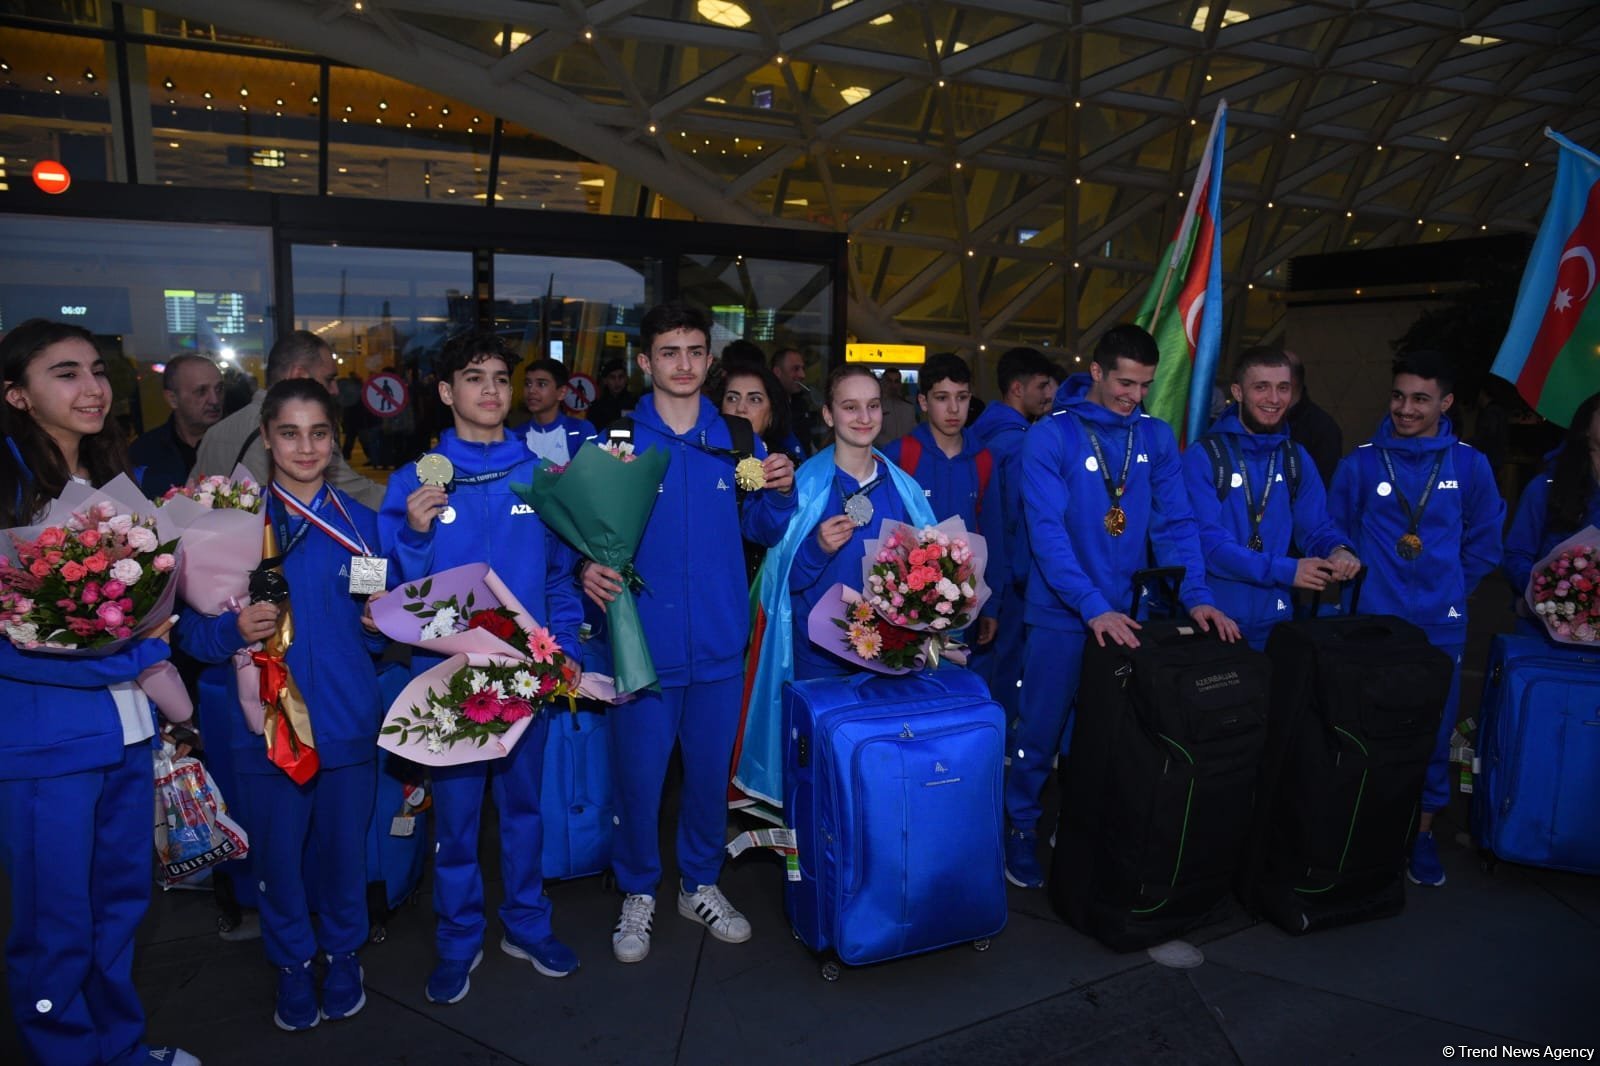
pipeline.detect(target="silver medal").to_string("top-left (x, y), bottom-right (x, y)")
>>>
top-left (844, 493), bottom-right (874, 527)
top-left (438, 505), bottom-right (457, 525)
top-left (348, 555), bottom-right (388, 595)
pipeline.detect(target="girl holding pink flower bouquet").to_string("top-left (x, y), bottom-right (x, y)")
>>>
top-left (175, 379), bottom-right (389, 1033)
top-left (1505, 391), bottom-right (1600, 639)
top-left (0, 320), bottom-right (201, 1066)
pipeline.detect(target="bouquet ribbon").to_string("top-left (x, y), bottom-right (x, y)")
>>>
top-left (253, 520), bottom-right (319, 784)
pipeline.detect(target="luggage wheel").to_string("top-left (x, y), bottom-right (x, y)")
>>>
top-left (819, 958), bottom-right (842, 982)
top-left (368, 922), bottom-right (388, 945)
top-left (973, 938), bottom-right (991, 952)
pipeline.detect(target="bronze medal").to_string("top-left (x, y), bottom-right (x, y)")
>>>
top-left (1397, 532), bottom-right (1422, 560)
top-left (1248, 533), bottom-right (1264, 552)
top-left (1104, 505), bottom-right (1127, 537)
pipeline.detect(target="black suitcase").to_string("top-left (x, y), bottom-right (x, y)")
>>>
top-left (1239, 590), bottom-right (1453, 934)
top-left (1049, 569), bottom-right (1272, 951)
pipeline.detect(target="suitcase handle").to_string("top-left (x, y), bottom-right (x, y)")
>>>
top-left (1308, 566), bottom-right (1366, 616)
top-left (1129, 567), bottom-right (1185, 620)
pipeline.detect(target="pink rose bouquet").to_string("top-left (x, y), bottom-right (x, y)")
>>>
top-left (1527, 526), bottom-right (1600, 644)
top-left (157, 465), bottom-right (264, 615)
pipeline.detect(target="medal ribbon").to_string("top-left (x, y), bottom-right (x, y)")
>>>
top-left (1228, 440), bottom-right (1281, 549)
top-left (1378, 449), bottom-right (1445, 542)
top-left (270, 483), bottom-right (371, 556)
top-left (1074, 416), bottom-right (1137, 509)
top-left (451, 467), bottom-right (517, 487)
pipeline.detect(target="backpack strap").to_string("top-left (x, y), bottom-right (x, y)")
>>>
top-left (234, 427), bottom-right (261, 471)
top-left (894, 434), bottom-right (922, 478)
top-left (1199, 434), bottom-right (1232, 502)
top-left (975, 448), bottom-right (993, 517)
top-left (1281, 440), bottom-right (1302, 501)
top-left (721, 412), bottom-right (756, 459)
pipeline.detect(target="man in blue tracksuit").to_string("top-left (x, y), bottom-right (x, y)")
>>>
top-left (581, 301), bottom-right (796, 964)
top-left (1183, 346), bottom-right (1362, 649)
top-left (379, 331), bottom-right (584, 1004)
top-left (1004, 324), bottom-right (1240, 889)
top-left (1328, 350), bottom-right (1504, 889)
top-left (882, 352), bottom-right (1004, 646)
top-left (521, 357), bottom-right (599, 465)
top-left (968, 346), bottom-right (1055, 717)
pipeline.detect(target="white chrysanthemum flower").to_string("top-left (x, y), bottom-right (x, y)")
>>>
top-left (511, 671), bottom-right (539, 698)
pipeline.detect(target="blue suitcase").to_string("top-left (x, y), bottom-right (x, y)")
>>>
top-left (782, 669), bottom-right (1007, 973)
top-left (540, 706), bottom-right (615, 881)
top-left (1474, 635), bottom-right (1600, 875)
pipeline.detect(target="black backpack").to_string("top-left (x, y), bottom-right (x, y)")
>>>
top-left (1196, 434), bottom-right (1302, 503)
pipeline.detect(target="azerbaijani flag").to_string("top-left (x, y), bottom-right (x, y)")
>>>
top-left (1136, 100), bottom-right (1228, 445)
top-left (1492, 129), bottom-right (1600, 428)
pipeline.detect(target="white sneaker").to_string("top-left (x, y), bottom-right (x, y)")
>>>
top-left (677, 884), bottom-right (752, 944)
top-left (613, 894), bottom-right (655, 963)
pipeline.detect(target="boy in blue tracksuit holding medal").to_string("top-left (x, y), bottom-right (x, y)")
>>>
top-left (1328, 350), bottom-right (1503, 888)
top-left (1004, 324), bottom-right (1240, 889)
top-left (581, 301), bottom-right (796, 964)
top-left (1182, 346), bottom-right (1362, 649)
top-left (379, 331), bottom-right (584, 1004)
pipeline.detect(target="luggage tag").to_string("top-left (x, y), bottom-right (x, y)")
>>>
top-left (349, 555), bottom-right (388, 596)
top-left (391, 782), bottom-right (428, 836)
top-left (390, 815), bottom-right (415, 837)
top-left (725, 828), bottom-right (801, 881)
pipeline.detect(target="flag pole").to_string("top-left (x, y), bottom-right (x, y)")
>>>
top-left (1545, 127), bottom-right (1600, 171)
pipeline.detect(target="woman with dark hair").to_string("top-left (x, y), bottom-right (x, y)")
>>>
top-left (1504, 391), bottom-right (1600, 616)
top-left (721, 364), bottom-right (804, 464)
top-left (177, 377), bottom-right (388, 1032)
top-left (0, 319), bottom-right (201, 1065)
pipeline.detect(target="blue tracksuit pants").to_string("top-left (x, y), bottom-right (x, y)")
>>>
top-left (609, 675), bottom-right (742, 895)
top-left (0, 741), bottom-right (153, 1066)
top-left (239, 759), bottom-right (376, 967)
top-left (1003, 626), bottom-right (1087, 835)
top-left (1421, 641), bottom-right (1466, 815)
top-left (430, 712), bottom-right (553, 959)
top-left (972, 589), bottom-right (1027, 722)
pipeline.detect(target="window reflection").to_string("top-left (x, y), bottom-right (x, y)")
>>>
top-left (0, 27), bottom-right (116, 183)
top-left (496, 120), bottom-right (615, 213)
top-left (492, 254), bottom-right (655, 383)
top-left (328, 67), bottom-right (490, 202)
top-left (678, 254), bottom-right (833, 366)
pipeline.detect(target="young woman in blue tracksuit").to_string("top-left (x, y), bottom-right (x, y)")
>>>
top-left (378, 331), bottom-right (583, 1005)
top-left (1504, 391), bottom-right (1600, 635)
top-left (1007, 324), bottom-right (1238, 890)
top-left (1328, 351), bottom-right (1504, 888)
top-left (1182, 348), bottom-right (1360, 649)
top-left (580, 302), bottom-right (796, 965)
top-left (0, 319), bottom-right (200, 1066)
top-left (176, 378), bottom-right (388, 1032)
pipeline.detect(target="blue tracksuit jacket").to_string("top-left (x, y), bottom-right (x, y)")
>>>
top-left (1503, 466), bottom-right (1600, 593)
top-left (1328, 416), bottom-right (1504, 646)
top-left (1183, 408), bottom-right (1350, 637)
top-left (624, 394), bottom-right (797, 686)
top-left (523, 412), bottom-right (600, 467)
top-left (1022, 374), bottom-right (1214, 631)
top-left (881, 422), bottom-right (1004, 618)
top-left (378, 428), bottom-right (582, 663)
top-left (177, 485), bottom-right (387, 770)
top-left (970, 401), bottom-right (1032, 587)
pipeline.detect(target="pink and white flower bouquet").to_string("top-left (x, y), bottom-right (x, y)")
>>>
top-left (1526, 525), bottom-right (1600, 644)
top-left (156, 465), bottom-right (264, 615)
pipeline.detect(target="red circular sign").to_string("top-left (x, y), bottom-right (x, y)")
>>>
top-left (362, 372), bottom-right (409, 418)
top-left (564, 372), bottom-right (597, 416)
top-left (31, 160), bottom-right (71, 195)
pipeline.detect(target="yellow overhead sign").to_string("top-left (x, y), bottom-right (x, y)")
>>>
top-left (604, 330), bottom-right (628, 348)
top-left (845, 343), bottom-right (926, 365)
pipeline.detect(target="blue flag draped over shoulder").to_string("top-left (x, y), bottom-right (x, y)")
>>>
top-left (733, 447), bottom-right (935, 808)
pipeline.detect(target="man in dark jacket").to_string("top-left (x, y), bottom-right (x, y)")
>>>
top-left (1284, 349), bottom-right (1343, 488)
top-left (130, 354), bottom-right (224, 496)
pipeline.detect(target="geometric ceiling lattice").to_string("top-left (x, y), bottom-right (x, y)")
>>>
top-left (153, 0), bottom-right (1600, 354)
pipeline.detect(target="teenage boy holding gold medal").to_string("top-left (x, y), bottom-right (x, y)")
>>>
top-left (1328, 350), bottom-right (1504, 888)
top-left (1002, 324), bottom-right (1239, 890)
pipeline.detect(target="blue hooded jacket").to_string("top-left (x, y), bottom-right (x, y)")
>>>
top-left (970, 402), bottom-right (1032, 588)
top-left (1503, 466), bottom-right (1600, 592)
top-left (1022, 374), bottom-right (1213, 631)
top-left (1328, 415), bottom-right (1504, 645)
top-left (378, 428), bottom-right (583, 663)
top-left (624, 393), bottom-right (797, 687)
top-left (1183, 408), bottom-right (1350, 637)
top-left (177, 486), bottom-right (388, 771)
top-left (881, 422), bottom-right (1005, 618)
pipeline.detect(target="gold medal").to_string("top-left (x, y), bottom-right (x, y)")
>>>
top-left (734, 455), bottom-right (767, 492)
top-left (415, 453), bottom-right (454, 487)
top-left (1397, 533), bottom-right (1422, 560)
top-left (1104, 505), bottom-right (1127, 537)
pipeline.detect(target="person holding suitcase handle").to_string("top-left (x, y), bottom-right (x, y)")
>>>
top-left (1005, 323), bottom-right (1240, 890)
top-left (1327, 350), bottom-right (1504, 888)
top-left (1182, 346), bottom-right (1361, 650)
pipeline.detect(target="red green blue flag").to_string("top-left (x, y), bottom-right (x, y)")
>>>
top-left (1136, 100), bottom-right (1228, 445)
top-left (1492, 129), bottom-right (1600, 428)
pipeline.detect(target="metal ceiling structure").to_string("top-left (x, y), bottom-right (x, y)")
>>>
top-left (150, 0), bottom-right (1600, 353)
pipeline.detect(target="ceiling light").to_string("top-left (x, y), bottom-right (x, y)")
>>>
top-left (83, 68), bottom-right (95, 81)
top-left (933, 39), bottom-right (968, 53)
top-left (163, 77), bottom-right (174, 89)
top-left (839, 86), bottom-right (870, 105)
top-left (239, 85), bottom-right (248, 97)
top-left (648, 123), bottom-right (657, 133)
top-left (1191, 6), bottom-right (1249, 31)
top-left (1460, 35), bottom-right (1501, 46)
top-left (493, 30), bottom-right (533, 50)
top-left (580, 177), bottom-right (605, 187)
top-left (870, 13), bottom-right (893, 25)
top-left (583, 28), bottom-right (593, 40)
top-left (275, 98), bottom-right (284, 106)
top-left (378, 99), bottom-right (388, 110)
top-left (784, 197), bottom-right (809, 206)
top-left (705, 96), bottom-right (726, 104)
top-left (698, 0), bottom-right (752, 28)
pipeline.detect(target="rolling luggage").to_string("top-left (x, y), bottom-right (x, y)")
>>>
top-left (540, 706), bottom-right (615, 881)
top-left (1049, 569), bottom-right (1272, 951)
top-left (783, 668), bottom-right (1007, 975)
top-left (366, 656), bottom-right (431, 941)
top-left (1240, 601), bottom-right (1453, 933)
top-left (1474, 635), bottom-right (1600, 875)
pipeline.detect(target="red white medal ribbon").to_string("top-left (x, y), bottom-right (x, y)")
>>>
top-left (270, 483), bottom-right (372, 557)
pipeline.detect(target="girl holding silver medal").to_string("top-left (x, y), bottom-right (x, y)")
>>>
top-left (176, 378), bottom-right (390, 1032)
top-left (773, 364), bottom-right (937, 681)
